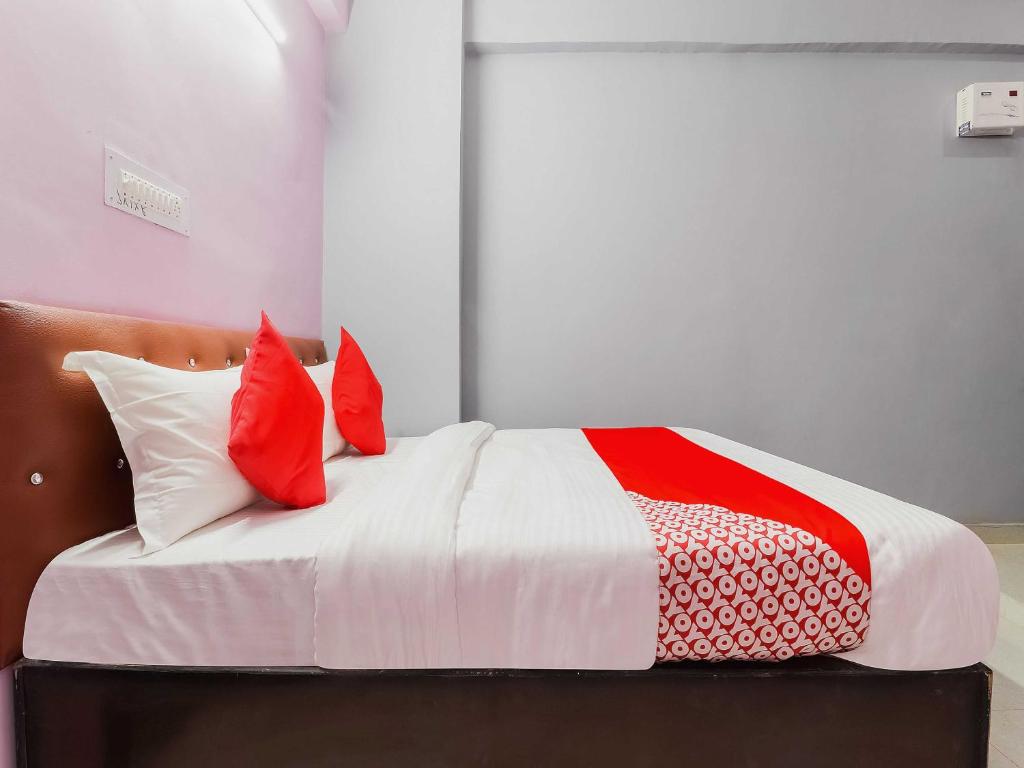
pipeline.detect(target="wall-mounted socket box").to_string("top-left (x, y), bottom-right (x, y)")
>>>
top-left (956, 82), bottom-right (1023, 137)
top-left (104, 147), bottom-right (191, 235)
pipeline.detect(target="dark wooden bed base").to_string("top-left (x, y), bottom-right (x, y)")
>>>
top-left (2, 302), bottom-right (993, 767)
top-left (15, 657), bottom-right (991, 768)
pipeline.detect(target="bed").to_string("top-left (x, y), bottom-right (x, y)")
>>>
top-left (3, 300), bottom-right (997, 767)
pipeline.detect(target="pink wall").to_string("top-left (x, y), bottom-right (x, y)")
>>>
top-left (0, 3), bottom-right (327, 762)
top-left (0, 0), bottom-right (326, 337)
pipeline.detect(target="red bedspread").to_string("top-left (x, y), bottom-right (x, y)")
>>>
top-left (584, 427), bottom-right (871, 662)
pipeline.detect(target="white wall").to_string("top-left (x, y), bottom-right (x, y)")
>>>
top-left (322, 0), bottom-right (464, 436)
top-left (462, 50), bottom-right (1024, 525)
top-left (468, 0), bottom-right (1024, 46)
top-left (323, 1), bottom-right (1024, 523)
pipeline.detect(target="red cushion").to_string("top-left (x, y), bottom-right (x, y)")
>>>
top-left (228, 312), bottom-right (326, 508)
top-left (332, 328), bottom-right (385, 455)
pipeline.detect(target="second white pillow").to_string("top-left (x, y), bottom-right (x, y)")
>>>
top-left (306, 361), bottom-right (348, 461)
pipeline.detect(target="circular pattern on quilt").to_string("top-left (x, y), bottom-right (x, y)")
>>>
top-left (630, 492), bottom-right (871, 663)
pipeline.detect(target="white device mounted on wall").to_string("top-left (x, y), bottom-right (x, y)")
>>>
top-left (956, 82), bottom-right (1023, 137)
top-left (104, 147), bottom-right (191, 236)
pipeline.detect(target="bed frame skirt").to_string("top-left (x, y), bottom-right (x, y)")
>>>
top-left (14, 656), bottom-right (991, 768)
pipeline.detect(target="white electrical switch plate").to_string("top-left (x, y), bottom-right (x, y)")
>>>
top-left (956, 82), bottom-right (1023, 137)
top-left (104, 147), bottom-right (191, 235)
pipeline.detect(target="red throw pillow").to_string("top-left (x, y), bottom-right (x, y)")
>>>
top-left (332, 328), bottom-right (385, 455)
top-left (229, 312), bottom-right (326, 508)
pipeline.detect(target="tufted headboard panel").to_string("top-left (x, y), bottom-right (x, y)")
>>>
top-left (0, 301), bottom-right (327, 667)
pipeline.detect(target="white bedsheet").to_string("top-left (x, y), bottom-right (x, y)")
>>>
top-left (313, 424), bottom-right (659, 669)
top-left (314, 422), bottom-right (496, 668)
top-left (22, 441), bottom-right (420, 666)
top-left (24, 425), bottom-right (999, 671)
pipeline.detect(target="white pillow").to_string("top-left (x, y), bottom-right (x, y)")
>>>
top-left (306, 361), bottom-right (348, 461)
top-left (63, 351), bottom-right (258, 554)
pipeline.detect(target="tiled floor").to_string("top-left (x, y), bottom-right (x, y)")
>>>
top-left (972, 525), bottom-right (1024, 767)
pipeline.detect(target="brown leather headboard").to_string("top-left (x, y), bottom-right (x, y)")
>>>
top-left (0, 301), bottom-right (327, 667)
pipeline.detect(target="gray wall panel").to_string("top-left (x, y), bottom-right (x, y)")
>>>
top-left (463, 51), bottom-right (1024, 523)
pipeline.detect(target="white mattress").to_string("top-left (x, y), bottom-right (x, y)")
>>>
top-left (24, 426), bottom-right (999, 670)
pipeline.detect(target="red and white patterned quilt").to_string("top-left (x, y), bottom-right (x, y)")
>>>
top-left (584, 427), bottom-right (871, 662)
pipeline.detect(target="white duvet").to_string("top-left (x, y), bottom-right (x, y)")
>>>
top-left (25, 423), bottom-right (999, 671)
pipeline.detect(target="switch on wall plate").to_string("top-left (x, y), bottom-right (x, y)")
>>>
top-left (104, 147), bottom-right (191, 236)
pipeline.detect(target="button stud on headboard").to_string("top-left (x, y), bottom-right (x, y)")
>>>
top-left (187, 357), bottom-right (196, 368)
top-left (225, 358), bottom-right (233, 368)
top-left (116, 458), bottom-right (125, 470)
top-left (29, 472), bottom-right (43, 486)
